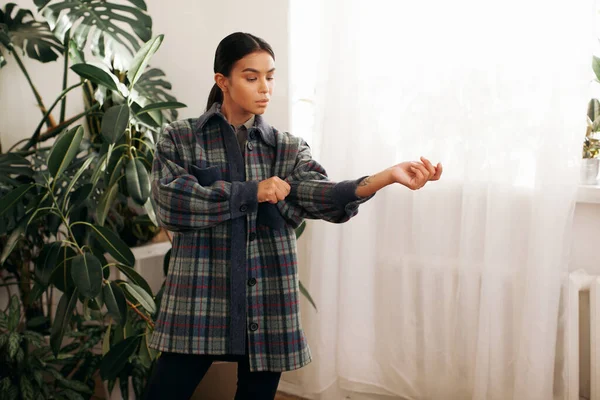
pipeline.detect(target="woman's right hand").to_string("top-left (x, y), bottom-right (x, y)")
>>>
top-left (258, 177), bottom-right (291, 204)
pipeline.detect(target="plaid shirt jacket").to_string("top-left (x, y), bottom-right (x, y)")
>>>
top-left (148, 103), bottom-right (373, 372)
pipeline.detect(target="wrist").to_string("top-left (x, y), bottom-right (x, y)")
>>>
top-left (381, 168), bottom-right (396, 186)
top-left (355, 170), bottom-right (391, 198)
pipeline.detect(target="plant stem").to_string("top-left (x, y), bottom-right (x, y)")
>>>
top-left (125, 299), bottom-right (155, 329)
top-left (46, 289), bottom-right (52, 326)
top-left (21, 103), bottom-right (101, 151)
top-left (13, 146), bottom-right (52, 157)
top-left (44, 177), bottom-right (81, 255)
top-left (23, 81), bottom-right (85, 151)
top-left (11, 50), bottom-right (55, 129)
top-left (60, 31), bottom-right (70, 124)
top-left (132, 137), bottom-right (155, 154)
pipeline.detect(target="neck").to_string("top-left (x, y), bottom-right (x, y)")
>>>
top-left (220, 98), bottom-right (252, 126)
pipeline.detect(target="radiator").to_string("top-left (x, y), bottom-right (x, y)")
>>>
top-left (568, 270), bottom-right (600, 400)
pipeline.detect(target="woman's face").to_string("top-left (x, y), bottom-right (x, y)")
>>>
top-left (217, 50), bottom-right (275, 115)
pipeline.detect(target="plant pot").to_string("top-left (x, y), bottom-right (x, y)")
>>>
top-left (581, 158), bottom-right (600, 185)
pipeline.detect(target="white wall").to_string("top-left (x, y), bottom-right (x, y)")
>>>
top-left (0, 0), bottom-right (290, 151)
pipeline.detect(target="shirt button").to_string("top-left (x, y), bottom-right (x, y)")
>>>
top-left (249, 232), bottom-right (257, 242)
top-left (247, 142), bottom-right (254, 151)
top-left (249, 322), bottom-right (259, 331)
top-left (249, 131), bottom-right (257, 140)
top-left (240, 205), bottom-right (248, 213)
top-left (248, 277), bottom-right (257, 286)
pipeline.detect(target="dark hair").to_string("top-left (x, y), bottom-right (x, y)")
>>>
top-left (206, 32), bottom-right (275, 111)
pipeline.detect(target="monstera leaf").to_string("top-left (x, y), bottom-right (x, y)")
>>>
top-left (0, 3), bottom-right (63, 68)
top-left (34, 0), bottom-right (152, 69)
top-left (134, 68), bottom-right (180, 121)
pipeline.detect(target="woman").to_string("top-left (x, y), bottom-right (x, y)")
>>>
top-left (144, 32), bottom-right (442, 400)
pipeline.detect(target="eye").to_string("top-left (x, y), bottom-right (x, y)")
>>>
top-left (267, 76), bottom-right (275, 81)
top-left (246, 77), bottom-right (257, 82)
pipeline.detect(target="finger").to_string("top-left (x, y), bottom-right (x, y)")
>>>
top-left (275, 186), bottom-right (288, 201)
top-left (420, 156), bottom-right (436, 177)
top-left (411, 162), bottom-right (430, 180)
top-left (431, 163), bottom-right (443, 180)
top-left (410, 166), bottom-right (425, 189)
top-left (277, 180), bottom-right (291, 195)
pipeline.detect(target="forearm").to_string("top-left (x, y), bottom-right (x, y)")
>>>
top-left (355, 169), bottom-right (393, 198)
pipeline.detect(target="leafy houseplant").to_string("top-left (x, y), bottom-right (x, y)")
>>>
top-left (0, 1), bottom-right (184, 397)
top-left (0, 2), bottom-right (317, 398)
top-left (582, 57), bottom-right (600, 184)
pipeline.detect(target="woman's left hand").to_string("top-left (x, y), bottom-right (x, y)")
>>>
top-left (388, 156), bottom-right (442, 190)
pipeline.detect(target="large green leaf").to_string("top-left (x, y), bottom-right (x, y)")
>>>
top-left (0, 3), bottom-right (63, 65)
top-left (50, 289), bottom-right (78, 356)
top-left (126, 158), bottom-right (150, 205)
top-left (36, 0), bottom-right (151, 69)
top-left (589, 99), bottom-right (600, 122)
top-left (144, 197), bottom-right (158, 227)
top-left (136, 101), bottom-right (186, 116)
top-left (0, 183), bottom-right (34, 218)
top-left (101, 105), bottom-right (130, 144)
top-left (102, 322), bottom-right (111, 356)
top-left (0, 46), bottom-right (6, 68)
top-left (68, 38), bottom-right (84, 64)
top-left (122, 282), bottom-right (155, 314)
top-left (69, 182), bottom-right (93, 208)
top-left (71, 63), bottom-right (120, 93)
top-left (96, 183), bottom-right (118, 226)
top-left (49, 246), bottom-right (76, 294)
top-left (7, 294), bottom-right (20, 331)
top-left (104, 143), bottom-right (126, 188)
top-left (299, 280), bottom-right (317, 312)
top-left (116, 264), bottom-right (152, 296)
top-left (0, 217), bottom-right (26, 264)
top-left (35, 242), bottom-right (62, 287)
top-left (133, 68), bottom-right (180, 121)
top-left (103, 281), bottom-right (127, 326)
top-left (130, 101), bottom-right (160, 128)
top-left (295, 220), bottom-right (306, 239)
top-left (138, 327), bottom-right (157, 369)
top-left (0, 153), bottom-right (33, 186)
top-left (90, 152), bottom-right (109, 188)
top-left (127, 34), bottom-right (163, 89)
top-left (90, 224), bottom-right (135, 267)
top-left (62, 155), bottom-right (94, 209)
top-left (47, 126), bottom-right (83, 178)
top-left (100, 336), bottom-right (140, 381)
top-left (71, 253), bottom-right (103, 298)
top-left (594, 56), bottom-right (600, 82)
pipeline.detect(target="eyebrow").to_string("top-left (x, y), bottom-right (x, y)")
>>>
top-left (241, 68), bottom-right (276, 73)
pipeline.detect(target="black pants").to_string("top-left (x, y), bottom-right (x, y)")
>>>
top-left (143, 352), bottom-right (282, 400)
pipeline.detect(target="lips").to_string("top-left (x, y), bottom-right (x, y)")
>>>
top-left (256, 99), bottom-right (269, 104)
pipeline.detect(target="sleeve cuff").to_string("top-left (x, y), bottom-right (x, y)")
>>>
top-left (331, 176), bottom-right (374, 208)
top-left (230, 181), bottom-right (259, 219)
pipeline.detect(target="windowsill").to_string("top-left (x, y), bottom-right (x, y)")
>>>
top-left (130, 240), bottom-right (171, 261)
top-left (578, 184), bottom-right (600, 204)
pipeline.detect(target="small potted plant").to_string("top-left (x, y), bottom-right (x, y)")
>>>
top-left (582, 98), bottom-right (600, 184)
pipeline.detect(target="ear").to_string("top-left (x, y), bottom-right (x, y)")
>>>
top-left (215, 73), bottom-right (228, 93)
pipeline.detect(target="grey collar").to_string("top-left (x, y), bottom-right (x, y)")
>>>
top-left (194, 103), bottom-right (276, 147)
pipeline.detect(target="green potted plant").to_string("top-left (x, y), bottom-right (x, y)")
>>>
top-left (0, 1), bottom-right (184, 398)
top-left (583, 57), bottom-right (600, 184)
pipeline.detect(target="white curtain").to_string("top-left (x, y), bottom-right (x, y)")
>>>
top-left (283, 1), bottom-right (593, 399)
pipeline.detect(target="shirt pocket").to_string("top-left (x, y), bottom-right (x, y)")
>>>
top-left (189, 165), bottom-right (222, 186)
top-left (257, 203), bottom-right (286, 230)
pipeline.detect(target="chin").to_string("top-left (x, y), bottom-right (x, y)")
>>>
top-left (253, 106), bottom-right (268, 115)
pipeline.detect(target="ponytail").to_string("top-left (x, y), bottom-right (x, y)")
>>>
top-left (206, 83), bottom-right (223, 111)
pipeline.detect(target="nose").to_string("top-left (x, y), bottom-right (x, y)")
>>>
top-left (259, 78), bottom-right (269, 93)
